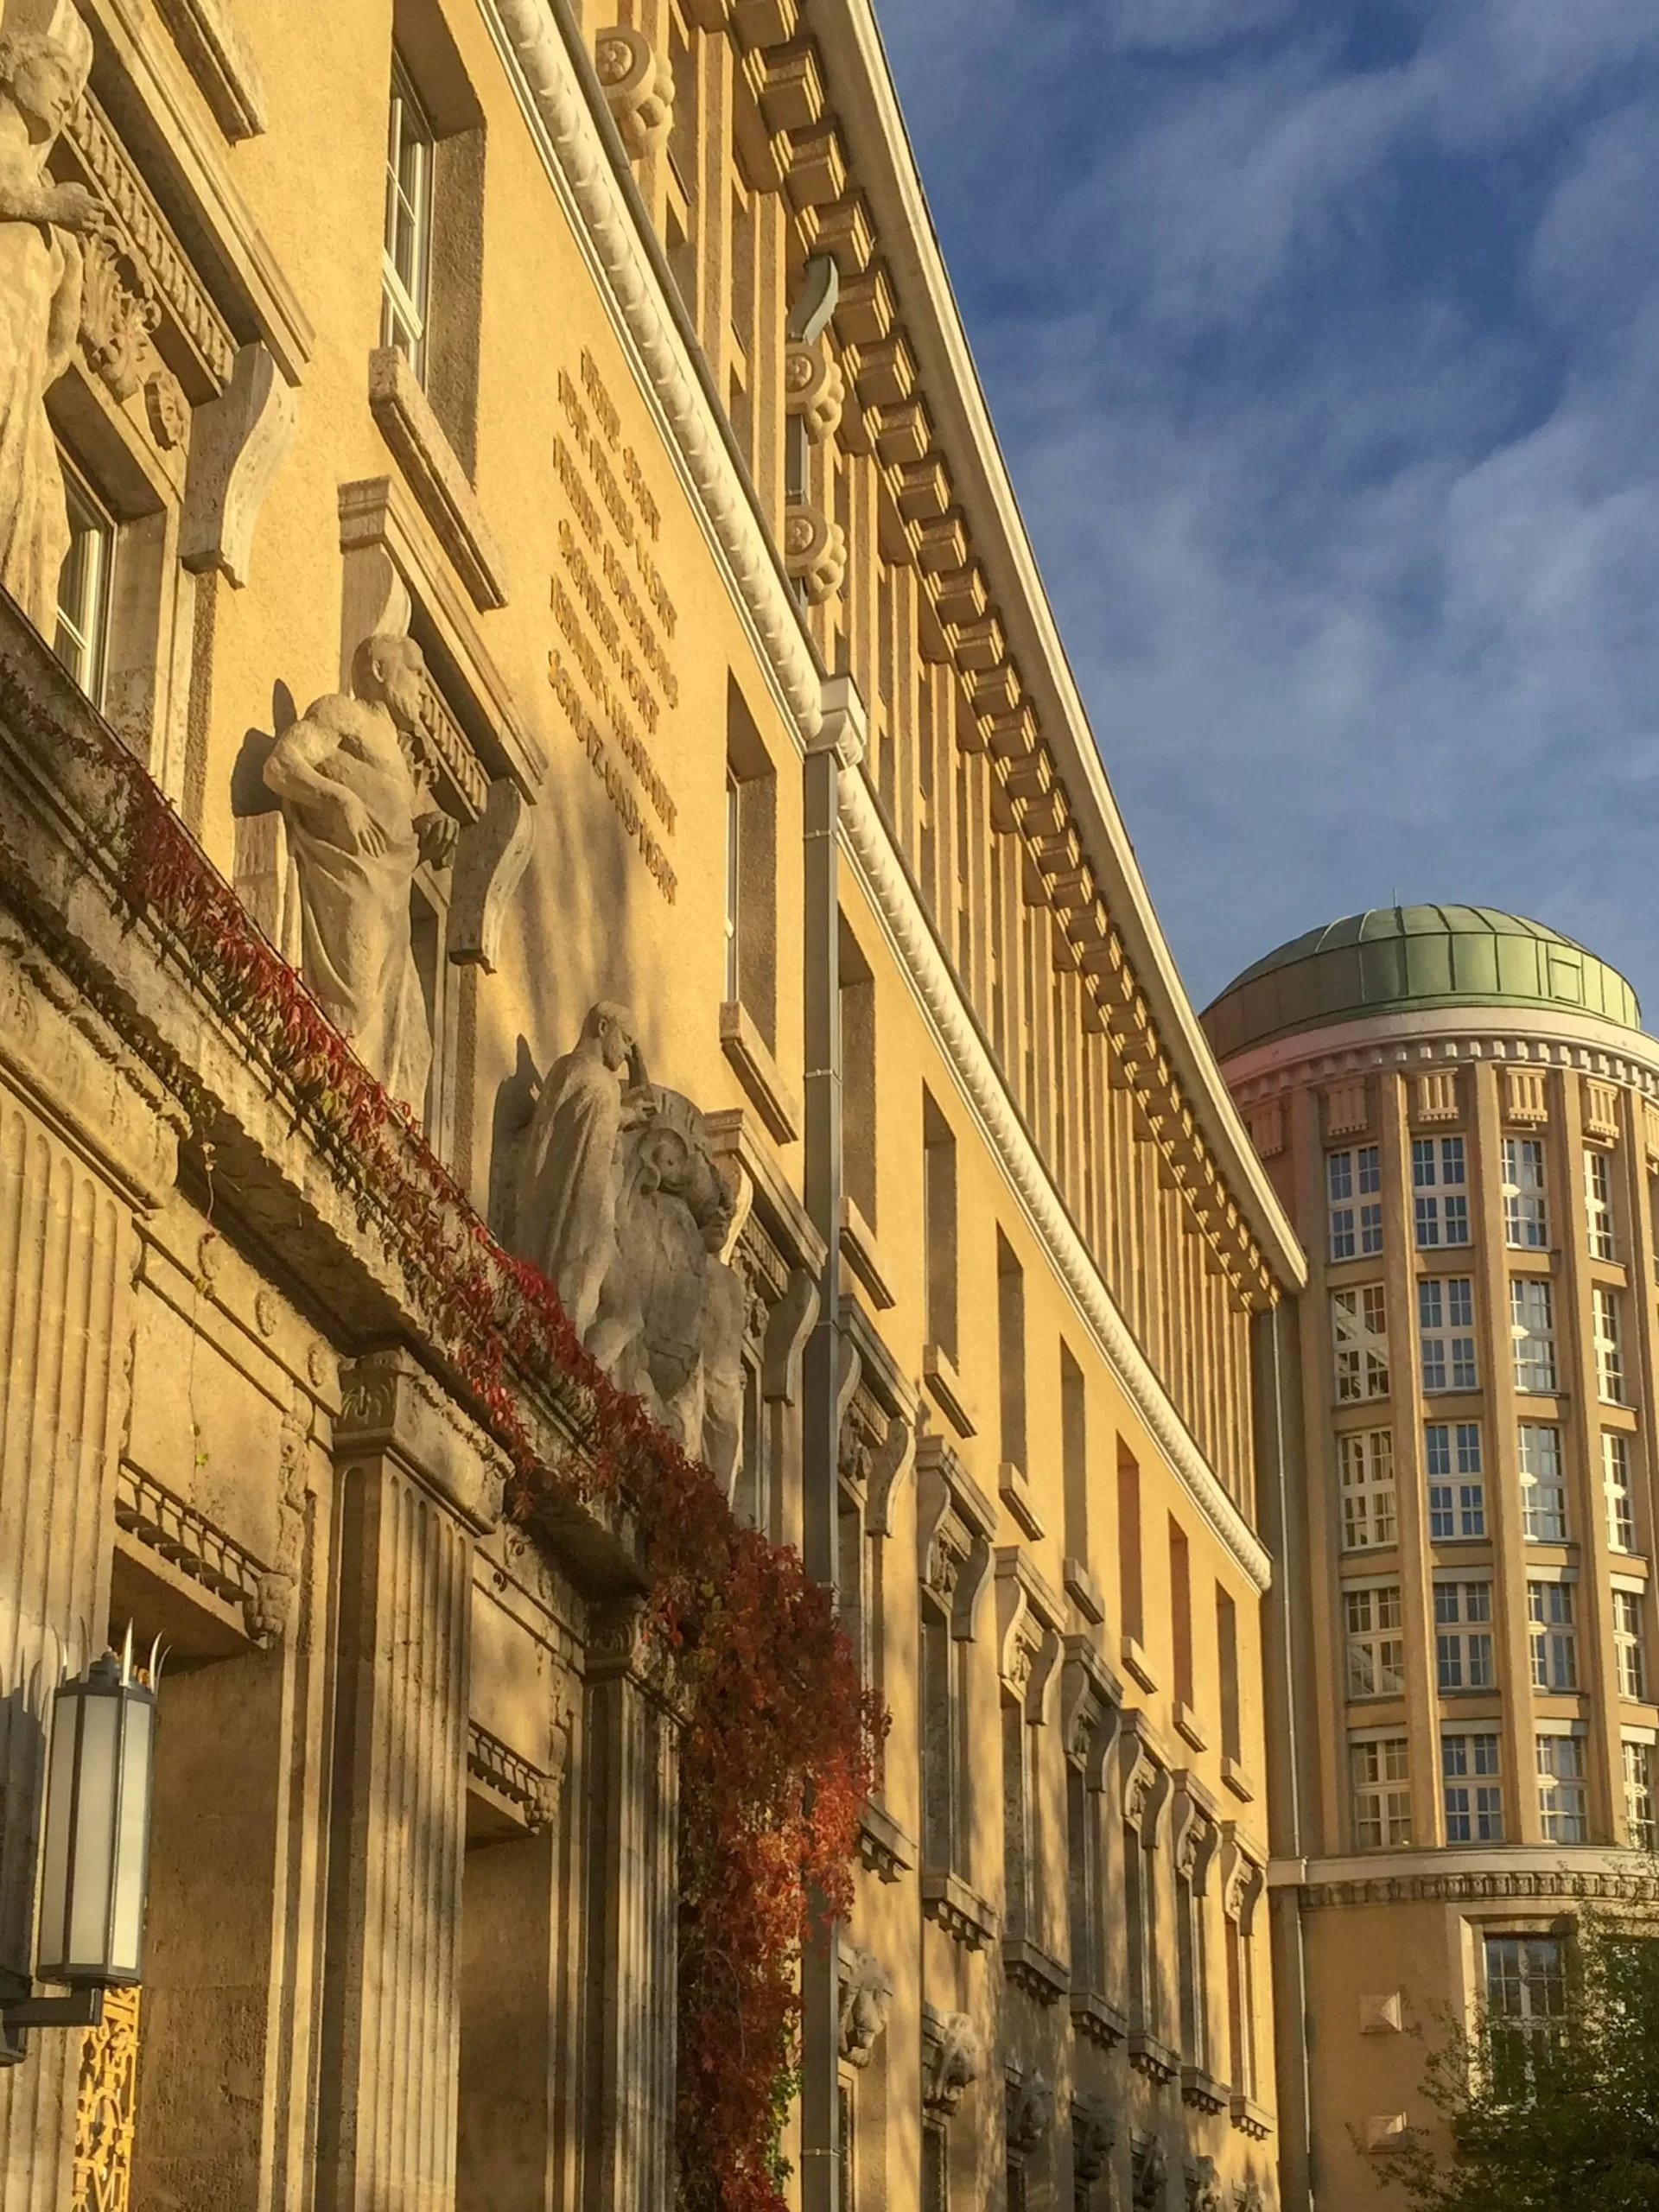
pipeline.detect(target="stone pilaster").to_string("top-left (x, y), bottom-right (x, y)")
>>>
top-left (0, 937), bottom-right (176, 2210)
top-left (317, 1350), bottom-right (504, 2212)
top-left (582, 1601), bottom-right (681, 2212)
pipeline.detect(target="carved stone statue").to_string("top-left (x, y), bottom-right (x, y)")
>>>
top-left (512, 1007), bottom-right (748, 1475)
top-left (923, 2012), bottom-right (982, 2117)
top-left (514, 1001), bottom-right (652, 1338)
top-left (1186, 2155), bottom-right (1224, 2212)
top-left (1133, 2136), bottom-right (1168, 2211)
top-left (1007, 2069), bottom-right (1054, 2153)
top-left (837, 1945), bottom-right (893, 2069)
top-left (0, 3), bottom-right (103, 634)
top-left (1071, 2094), bottom-right (1114, 2184)
top-left (264, 632), bottom-right (455, 1110)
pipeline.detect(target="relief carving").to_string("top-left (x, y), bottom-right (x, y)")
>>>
top-left (0, 2), bottom-right (102, 635)
top-left (512, 1002), bottom-right (747, 1479)
top-left (1132, 2135), bottom-right (1169, 2210)
top-left (784, 499), bottom-right (847, 605)
top-left (922, 2010), bottom-right (982, 2117)
top-left (1072, 2094), bottom-right (1114, 2183)
top-left (836, 1944), bottom-right (893, 2068)
top-left (1007, 2069), bottom-right (1054, 2153)
top-left (1186, 2155), bottom-right (1224, 2212)
top-left (785, 338), bottom-right (843, 443)
top-left (76, 226), bottom-right (158, 400)
top-left (263, 632), bottom-right (457, 1110)
top-left (594, 25), bottom-right (672, 160)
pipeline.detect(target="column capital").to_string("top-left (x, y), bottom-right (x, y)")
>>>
top-left (335, 1348), bottom-right (507, 1532)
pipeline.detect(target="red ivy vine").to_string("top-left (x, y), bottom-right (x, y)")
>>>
top-left (76, 728), bottom-right (880, 2210)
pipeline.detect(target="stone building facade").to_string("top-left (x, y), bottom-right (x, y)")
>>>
top-left (0, 1), bottom-right (1304, 2209)
top-left (1205, 906), bottom-right (1659, 2209)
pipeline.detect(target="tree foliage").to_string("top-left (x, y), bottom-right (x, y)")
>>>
top-left (1389, 1894), bottom-right (1659, 2212)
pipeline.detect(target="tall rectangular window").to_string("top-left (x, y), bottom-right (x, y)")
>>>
top-left (1485, 1934), bottom-right (1566, 2096)
top-left (1529, 1582), bottom-right (1577, 1690)
top-left (1585, 1147), bottom-right (1618, 1261)
top-left (996, 1232), bottom-right (1027, 1477)
top-left (1420, 1277), bottom-right (1477, 1392)
top-left (1593, 1287), bottom-right (1625, 1404)
top-left (1427, 1422), bottom-right (1485, 1540)
top-left (382, 54), bottom-right (434, 376)
top-left (1332, 1285), bottom-right (1389, 1402)
top-left (1434, 1581), bottom-right (1495, 1691)
top-left (1217, 1586), bottom-right (1242, 1764)
top-left (1503, 1137), bottom-right (1550, 1249)
top-left (923, 1091), bottom-right (957, 1363)
top-left (1613, 1590), bottom-right (1646, 1701)
top-left (724, 766), bottom-right (741, 1002)
top-left (1414, 1135), bottom-right (1470, 1249)
top-left (1624, 1740), bottom-right (1656, 1849)
top-left (1061, 1344), bottom-right (1089, 1566)
top-left (1328, 1146), bottom-right (1382, 1261)
top-left (1118, 1446), bottom-right (1143, 1645)
top-left (1442, 1733), bottom-right (1503, 1843)
top-left (1518, 1424), bottom-right (1567, 1542)
top-left (1604, 1432), bottom-right (1637, 1553)
top-left (1510, 1279), bottom-right (1558, 1393)
top-left (1344, 1586), bottom-right (1405, 1699)
top-left (1535, 1738), bottom-right (1587, 1842)
top-left (1339, 1428), bottom-right (1396, 1549)
top-left (1351, 1736), bottom-right (1411, 1848)
top-left (840, 919), bottom-right (877, 1228)
top-left (726, 687), bottom-right (779, 1045)
top-left (921, 2119), bottom-right (950, 2212)
top-left (920, 1595), bottom-right (969, 1875)
top-left (54, 458), bottom-right (113, 707)
top-left (1169, 1522), bottom-right (1193, 1708)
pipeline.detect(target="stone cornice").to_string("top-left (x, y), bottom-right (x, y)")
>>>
top-left (1272, 1844), bottom-right (1659, 1910)
top-left (1221, 1001), bottom-right (1659, 1100)
top-left (838, 765), bottom-right (1272, 1594)
top-left (479, 0), bottom-right (823, 744)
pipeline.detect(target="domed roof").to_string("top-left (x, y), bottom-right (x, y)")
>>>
top-left (1202, 906), bottom-right (1643, 1061)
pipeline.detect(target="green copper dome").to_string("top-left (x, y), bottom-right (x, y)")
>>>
top-left (1202, 906), bottom-right (1643, 1061)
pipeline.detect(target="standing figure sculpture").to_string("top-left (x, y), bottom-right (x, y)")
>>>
top-left (264, 632), bottom-right (455, 1111)
top-left (0, 3), bottom-right (103, 635)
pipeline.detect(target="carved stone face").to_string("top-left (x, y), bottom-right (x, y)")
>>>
top-left (596, 1012), bottom-right (634, 1072)
top-left (6, 45), bottom-right (79, 139)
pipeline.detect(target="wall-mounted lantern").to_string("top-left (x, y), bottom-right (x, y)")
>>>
top-left (0, 1635), bottom-right (160, 2067)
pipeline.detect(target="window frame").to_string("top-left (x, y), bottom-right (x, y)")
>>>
top-left (1528, 1580), bottom-right (1578, 1692)
top-left (1535, 1736), bottom-right (1587, 1842)
top-left (1510, 1277), bottom-right (1558, 1394)
top-left (1434, 1579), bottom-right (1496, 1693)
top-left (1604, 1431), bottom-right (1637, 1554)
top-left (1623, 1738), bottom-right (1656, 1849)
top-left (1612, 1589), bottom-right (1646, 1702)
top-left (1350, 1733), bottom-right (1412, 1850)
top-left (1442, 1732), bottom-right (1503, 1844)
top-left (1502, 1136), bottom-right (1550, 1250)
top-left (381, 52), bottom-right (436, 380)
top-left (1517, 1423), bottom-right (1567, 1544)
top-left (1338, 1427), bottom-right (1396, 1551)
top-left (1419, 1274), bottom-right (1478, 1394)
top-left (53, 449), bottom-right (116, 709)
top-left (1585, 1146), bottom-right (1618, 1262)
top-left (1344, 1582), bottom-right (1406, 1700)
top-left (1332, 1283), bottom-right (1389, 1404)
top-left (1328, 1145), bottom-right (1383, 1262)
top-left (1592, 1286), bottom-right (1625, 1405)
top-left (1426, 1421), bottom-right (1485, 1541)
top-left (1413, 1135), bottom-right (1470, 1249)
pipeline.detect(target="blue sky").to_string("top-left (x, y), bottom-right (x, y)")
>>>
top-left (879, 0), bottom-right (1659, 1018)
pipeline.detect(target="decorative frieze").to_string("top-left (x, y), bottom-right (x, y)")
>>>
top-left (1503, 1066), bottom-right (1549, 1123)
top-left (1584, 1077), bottom-right (1620, 1141)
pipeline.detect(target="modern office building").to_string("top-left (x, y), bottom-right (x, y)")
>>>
top-left (1205, 906), bottom-right (1659, 2208)
top-left (0, 0), bottom-right (1305, 2207)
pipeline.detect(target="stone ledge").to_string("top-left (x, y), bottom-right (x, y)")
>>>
top-left (1121, 1632), bottom-right (1158, 1694)
top-left (998, 1459), bottom-right (1044, 1541)
top-left (1230, 2093), bottom-right (1274, 2140)
top-left (1181, 2063), bottom-right (1229, 2114)
top-left (1128, 2028), bottom-right (1180, 2085)
top-left (718, 998), bottom-right (799, 1143)
top-left (920, 1866), bottom-right (999, 1951)
top-left (114, 1460), bottom-right (287, 1648)
top-left (1002, 1934), bottom-right (1069, 2005)
top-left (922, 1340), bottom-right (976, 1438)
top-left (368, 346), bottom-right (510, 611)
top-left (1222, 1751), bottom-right (1256, 1802)
top-left (1064, 1555), bottom-right (1105, 1624)
top-left (839, 1192), bottom-right (895, 1310)
top-left (1173, 1699), bottom-right (1207, 1753)
top-left (1070, 1987), bottom-right (1128, 2050)
top-left (858, 1798), bottom-right (917, 1884)
top-left (153, 0), bottom-right (269, 139)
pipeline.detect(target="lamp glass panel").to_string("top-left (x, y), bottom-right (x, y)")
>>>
top-left (34, 1697), bottom-right (79, 1975)
top-left (110, 1698), bottom-right (154, 1976)
top-left (66, 1693), bottom-right (118, 1974)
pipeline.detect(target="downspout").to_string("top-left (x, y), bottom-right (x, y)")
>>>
top-left (1255, 1298), bottom-right (1316, 2211)
top-left (798, 677), bottom-right (868, 2209)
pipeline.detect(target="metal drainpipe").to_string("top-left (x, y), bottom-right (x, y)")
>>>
top-left (798, 677), bottom-right (866, 2212)
top-left (1256, 1299), bottom-right (1316, 2211)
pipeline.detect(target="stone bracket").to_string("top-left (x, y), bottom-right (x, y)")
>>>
top-left (334, 1349), bottom-right (506, 1532)
top-left (180, 340), bottom-right (297, 587)
top-left (447, 779), bottom-right (534, 971)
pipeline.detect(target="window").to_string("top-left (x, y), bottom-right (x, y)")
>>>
top-left (1118, 1446), bottom-right (1143, 1646)
top-left (921, 2118), bottom-right (950, 2212)
top-left (1518, 1425), bottom-right (1567, 1543)
top-left (997, 1232), bottom-right (1027, 1478)
top-left (1217, 1586), bottom-right (1242, 1764)
top-left (837, 2081), bottom-right (854, 2212)
top-left (1613, 1590), bottom-right (1646, 1702)
top-left (723, 767), bottom-right (741, 1001)
top-left (1329, 1146), bottom-right (1383, 1261)
top-left (1435, 1580), bottom-right (1495, 1692)
top-left (1529, 1582), bottom-right (1577, 1691)
top-left (1604, 1432), bottom-right (1637, 1553)
top-left (725, 686), bottom-right (779, 1045)
top-left (1510, 1278), bottom-right (1557, 1393)
top-left (1170, 1522), bottom-right (1193, 1708)
top-left (1414, 1135), bottom-right (1470, 1248)
top-left (1585, 1147), bottom-right (1618, 1261)
top-left (1351, 1736), bottom-right (1411, 1848)
top-left (1593, 1287), bottom-right (1625, 1404)
top-left (1332, 1285), bottom-right (1389, 1402)
top-left (1344, 1585), bottom-right (1405, 1699)
top-left (1420, 1278), bottom-right (1477, 1392)
top-left (1339, 1428), bottom-right (1396, 1549)
top-left (922, 1091), bottom-right (957, 1363)
top-left (382, 54), bottom-right (434, 376)
top-left (1002, 1691), bottom-right (1043, 1945)
top-left (1427, 1422), bottom-right (1485, 1540)
top-left (1623, 1739), bottom-right (1656, 1848)
top-left (1503, 1137), bottom-right (1549, 1249)
top-left (1535, 1737), bottom-right (1587, 1842)
top-left (1442, 1733), bottom-right (1503, 1842)
top-left (840, 918), bottom-right (877, 1230)
top-left (54, 460), bottom-right (115, 708)
top-left (1485, 1934), bottom-right (1566, 2095)
top-left (920, 1592), bottom-right (969, 1874)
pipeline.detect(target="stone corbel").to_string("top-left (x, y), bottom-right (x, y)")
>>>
top-left (594, 24), bottom-right (674, 158)
top-left (836, 1937), bottom-right (893, 2068)
top-left (1061, 1640), bottom-right (1122, 1785)
top-left (1172, 1770), bottom-right (1223, 1891)
top-left (180, 340), bottom-right (297, 587)
top-left (834, 1331), bottom-right (862, 1439)
top-left (1121, 1726), bottom-right (1171, 1843)
top-left (1217, 1825), bottom-right (1266, 1930)
top-left (917, 1438), bottom-right (995, 1639)
top-left (813, 669), bottom-right (867, 768)
top-left (446, 779), bottom-right (534, 970)
top-left (1006, 2067), bottom-right (1054, 2154)
top-left (785, 500), bottom-right (847, 603)
top-left (921, 2007), bottom-right (982, 2118)
top-left (864, 1410), bottom-right (915, 1537)
top-left (760, 1264), bottom-right (818, 1403)
top-left (994, 1549), bottom-right (1061, 1723)
top-left (1072, 2094), bottom-right (1114, 2183)
top-left (785, 340), bottom-right (845, 443)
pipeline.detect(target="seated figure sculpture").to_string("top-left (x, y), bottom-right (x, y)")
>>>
top-left (512, 1001), bottom-right (747, 1485)
top-left (264, 632), bottom-right (455, 1111)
